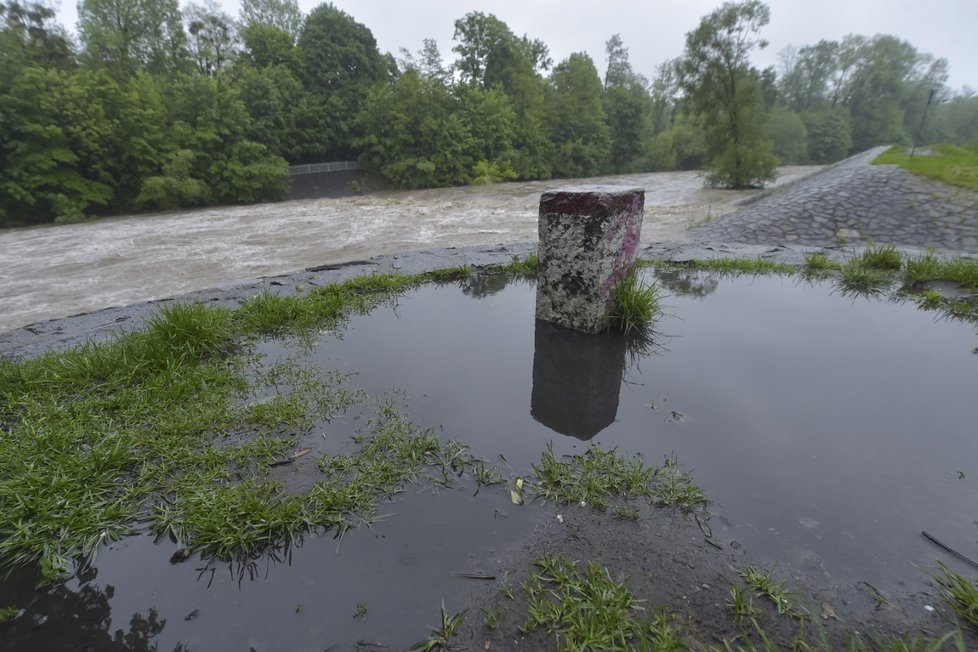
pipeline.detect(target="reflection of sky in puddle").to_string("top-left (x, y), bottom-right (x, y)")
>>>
top-left (303, 270), bottom-right (978, 592)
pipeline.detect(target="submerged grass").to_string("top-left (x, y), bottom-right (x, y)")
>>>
top-left (872, 144), bottom-right (978, 192)
top-left (837, 259), bottom-right (895, 295)
top-left (905, 255), bottom-right (978, 292)
top-left (531, 443), bottom-right (709, 514)
top-left (672, 257), bottom-right (796, 276)
top-left (0, 270), bottom-right (504, 581)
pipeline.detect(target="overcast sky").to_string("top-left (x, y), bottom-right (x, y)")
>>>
top-left (56, 0), bottom-right (978, 91)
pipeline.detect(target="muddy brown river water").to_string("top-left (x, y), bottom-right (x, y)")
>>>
top-left (0, 167), bottom-right (820, 333)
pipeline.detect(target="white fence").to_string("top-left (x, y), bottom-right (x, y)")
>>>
top-left (288, 161), bottom-right (362, 175)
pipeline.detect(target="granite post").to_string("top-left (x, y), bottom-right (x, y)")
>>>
top-left (535, 186), bottom-right (645, 333)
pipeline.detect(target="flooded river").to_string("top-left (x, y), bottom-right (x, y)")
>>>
top-left (0, 167), bottom-right (819, 333)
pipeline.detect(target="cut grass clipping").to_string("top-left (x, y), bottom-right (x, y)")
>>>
top-left (0, 272), bottom-right (503, 582)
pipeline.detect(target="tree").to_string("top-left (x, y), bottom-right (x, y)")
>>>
top-left (298, 4), bottom-right (389, 97)
top-left (939, 90), bottom-right (978, 147)
top-left (240, 22), bottom-right (298, 70)
top-left (78, 0), bottom-right (187, 76)
top-left (235, 63), bottom-right (304, 158)
top-left (451, 12), bottom-right (552, 178)
top-left (297, 3), bottom-right (391, 159)
top-left (0, 66), bottom-right (114, 223)
top-left (601, 35), bottom-right (653, 173)
top-left (184, 0), bottom-right (238, 76)
top-left (239, 0), bottom-right (301, 41)
top-left (397, 38), bottom-right (450, 84)
top-left (677, 0), bottom-right (776, 188)
top-left (547, 52), bottom-right (610, 178)
top-left (451, 12), bottom-right (550, 90)
top-left (356, 70), bottom-right (470, 188)
top-left (777, 40), bottom-right (838, 113)
top-left (0, 1), bottom-right (73, 70)
top-left (765, 107), bottom-right (807, 164)
top-left (802, 108), bottom-right (851, 163)
top-left (603, 33), bottom-right (634, 89)
top-left (456, 84), bottom-right (518, 181)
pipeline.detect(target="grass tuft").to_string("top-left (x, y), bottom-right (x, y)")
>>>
top-left (520, 555), bottom-right (685, 650)
top-left (837, 259), bottom-right (893, 295)
top-left (931, 562), bottom-right (978, 628)
top-left (858, 245), bottom-right (903, 271)
top-left (728, 585), bottom-right (761, 625)
top-left (738, 565), bottom-right (798, 617)
top-left (905, 255), bottom-right (978, 292)
top-left (411, 601), bottom-right (468, 651)
top-left (803, 251), bottom-right (838, 273)
top-left (531, 444), bottom-right (708, 514)
top-left (500, 253), bottom-right (539, 278)
top-left (605, 269), bottom-right (661, 335)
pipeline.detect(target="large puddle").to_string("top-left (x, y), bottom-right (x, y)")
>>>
top-left (295, 271), bottom-right (978, 590)
top-left (3, 269), bottom-right (977, 650)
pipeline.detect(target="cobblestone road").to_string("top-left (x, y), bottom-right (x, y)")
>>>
top-left (690, 147), bottom-right (978, 252)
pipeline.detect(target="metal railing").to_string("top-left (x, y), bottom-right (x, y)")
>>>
top-left (288, 161), bottom-right (362, 175)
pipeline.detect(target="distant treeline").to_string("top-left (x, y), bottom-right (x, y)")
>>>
top-left (1, 0), bottom-right (976, 227)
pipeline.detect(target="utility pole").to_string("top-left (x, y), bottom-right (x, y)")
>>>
top-left (910, 88), bottom-right (937, 159)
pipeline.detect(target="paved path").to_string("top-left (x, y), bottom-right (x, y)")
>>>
top-left (690, 147), bottom-right (978, 252)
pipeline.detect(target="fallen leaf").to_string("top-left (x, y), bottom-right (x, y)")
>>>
top-left (820, 601), bottom-right (837, 620)
top-left (510, 489), bottom-right (524, 505)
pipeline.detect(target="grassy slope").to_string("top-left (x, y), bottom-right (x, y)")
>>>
top-left (872, 143), bottom-right (978, 192)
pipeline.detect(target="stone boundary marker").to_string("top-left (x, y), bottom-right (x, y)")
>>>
top-left (535, 186), bottom-right (645, 333)
top-left (691, 147), bottom-right (978, 251)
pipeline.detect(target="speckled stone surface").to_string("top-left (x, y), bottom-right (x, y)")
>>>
top-left (535, 186), bottom-right (645, 333)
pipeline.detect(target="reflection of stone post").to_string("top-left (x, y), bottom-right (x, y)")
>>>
top-left (536, 186), bottom-right (645, 333)
top-left (531, 320), bottom-right (626, 440)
